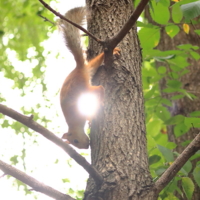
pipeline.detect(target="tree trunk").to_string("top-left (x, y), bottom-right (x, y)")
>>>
top-left (84, 1), bottom-right (154, 200)
top-left (145, 7), bottom-right (200, 200)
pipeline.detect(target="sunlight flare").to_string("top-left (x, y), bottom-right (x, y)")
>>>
top-left (77, 93), bottom-right (99, 117)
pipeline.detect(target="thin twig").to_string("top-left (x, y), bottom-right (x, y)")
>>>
top-left (0, 160), bottom-right (75, 200)
top-left (154, 132), bottom-right (200, 194)
top-left (38, 14), bottom-right (56, 26)
top-left (109, 0), bottom-right (150, 48)
top-left (38, 0), bottom-right (102, 44)
top-left (0, 104), bottom-right (104, 185)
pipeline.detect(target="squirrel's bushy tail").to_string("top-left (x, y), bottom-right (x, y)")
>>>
top-left (59, 7), bottom-right (86, 66)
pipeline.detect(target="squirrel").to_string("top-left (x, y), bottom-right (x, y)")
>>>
top-left (59, 7), bottom-right (120, 149)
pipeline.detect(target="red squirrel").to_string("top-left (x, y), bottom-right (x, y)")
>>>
top-left (59, 7), bottom-right (120, 149)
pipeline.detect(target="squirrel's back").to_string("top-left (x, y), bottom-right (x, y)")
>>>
top-left (59, 7), bottom-right (86, 66)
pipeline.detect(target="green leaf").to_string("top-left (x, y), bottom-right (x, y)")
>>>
top-left (62, 178), bottom-right (70, 183)
top-left (147, 119), bottom-right (162, 137)
top-left (149, 155), bottom-right (161, 165)
top-left (174, 123), bottom-right (190, 137)
top-left (143, 63), bottom-right (163, 83)
top-left (76, 190), bottom-right (85, 199)
top-left (133, 0), bottom-right (141, 7)
top-left (182, 177), bottom-right (194, 200)
top-left (144, 86), bottom-right (157, 99)
top-left (154, 54), bottom-right (175, 61)
top-left (165, 25), bottom-right (180, 38)
top-left (155, 167), bottom-right (167, 176)
top-left (139, 27), bottom-right (161, 49)
top-left (171, 94), bottom-right (185, 100)
top-left (157, 145), bottom-right (174, 162)
top-left (190, 150), bottom-right (200, 161)
top-left (164, 186), bottom-right (180, 199)
top-left (150, 1), bottom-right (170, 24)
top-left (145, 98), bottom-right (161, 107)
top-left (1, 120), bottom-right (10, 128)
top-left (10, 155), bottom-right (18, 165)
top-left (169, 56), bottom-right (190, 69)
top-left (166, 142), bottom-right (177, 150)
top-left (164, 194), bottom-right (179, 200)
top-left (181, 140), bottom-right (191, 147)
top-left (155, 105), bottom-right (171, 122)
top-left (177, 44), bottom-right (199, 50)
top-left (161, 98), bottom-right (172, 107)
top-left (167, 80), bottom-right (182, 89)
top-left (147, 135), bottom-right (157, 151)
top-left (184, 117), bottom-right (200, 128)
top-left (182, 160), bottom-right (192, 174)
top-left (157, 66), bottom-right (166, 74)
top-left (15, 180), bottom-right (31, 195)
top-left (172, 4), bottom-right (183, 23)
top-left (180, 168), bottom-right (188, 176)
top-left (181, 1), bottom-right (200, 20)
top-left (159, 0), bottom-right (170, 7)
top-left (194, 29), bottom-right (200, 35)
top-left (180, 70), bottom-right (190, 77)
top-left (183, 91), bottom-right (196, 100)
top-left (170, 65), bottom-right (182, 72)
top-left (0, 95), bottom-right (6, 102)
top-left (68, 188), bottom-right (74, 194)
top-left (190, 111), bottom-right (200, 117)
top-left (193, 164), bottom-right (200, 187)
top-left (165, 115), bottom-right (185, 125)
top-left (190, 51), bottom-right (200, 60)
top-left (143, 63), bottom-right (157, 77)
top-left (163, 87), bottom-right (178, 93)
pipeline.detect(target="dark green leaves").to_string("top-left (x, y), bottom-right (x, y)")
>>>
top-left (141, 0), bottom-right (200, 199)
top-left (149, 155), bottom-right (161, 165)
top-left (181, 1), bottom-right (200, 20)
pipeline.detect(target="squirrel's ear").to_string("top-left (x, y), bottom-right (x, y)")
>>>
top-left (62, 132), bottom-right (72, 139)
top-left (62, 133), bottom-right (67, 139)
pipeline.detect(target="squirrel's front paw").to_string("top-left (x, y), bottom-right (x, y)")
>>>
top-left (113, 47), bottom-right (120, 56)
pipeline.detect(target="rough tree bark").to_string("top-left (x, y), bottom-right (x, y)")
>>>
top-left (145, 6), bottom-right (200, 200)
top-left (84, 1), bottom-right (155, 200)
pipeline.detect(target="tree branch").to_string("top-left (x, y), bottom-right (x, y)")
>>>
top-left (38, 14), bottom-right (56, 26)
top-left (0, 104), bottom-right (103, 185)
top-left (0, 160), bottom-right (75, 200)
top-left (154, 132), bottom-right (200, 194)
top-left (38, 0), bottom-right (102, 44)
top-left (109, 0), bottom-right (150, 48)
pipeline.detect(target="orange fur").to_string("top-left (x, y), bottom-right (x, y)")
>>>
top-left (59, 7), bottom-right (120, 149)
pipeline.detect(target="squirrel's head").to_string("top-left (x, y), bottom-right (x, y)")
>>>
top-left (62, 131), bottom-right (89, 149)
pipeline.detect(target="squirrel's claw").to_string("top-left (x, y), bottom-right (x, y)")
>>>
top-left (113, 47), bottom-right (121, 56)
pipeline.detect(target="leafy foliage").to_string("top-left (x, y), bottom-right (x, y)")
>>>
top-left (181, 1), bottom-right (200, 20)
top-left (0, 0), bottom-right (55, 95)
top-left (139, 0), bottom-right (200, 199)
